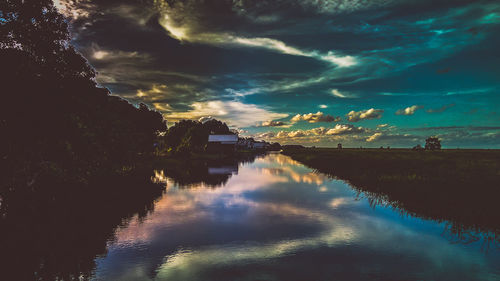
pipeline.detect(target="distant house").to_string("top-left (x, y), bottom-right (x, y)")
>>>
top-left (207, 134), bottom-right (238, 152)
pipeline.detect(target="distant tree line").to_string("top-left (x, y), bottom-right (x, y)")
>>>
top-left (0, 1), bottom-right (167, 188)
top-left (160, 118), bottom-right (282, 154)
top-left (163, 119), bottom-right (233, 154)
top-left (412, 137), bottom-right (442, 151)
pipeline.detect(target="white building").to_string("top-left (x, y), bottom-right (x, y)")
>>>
top-left (207, 134), bottom-right (238, 151)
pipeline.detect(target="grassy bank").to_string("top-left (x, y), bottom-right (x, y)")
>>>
top-left (282, 148), bottom-right (500, 242)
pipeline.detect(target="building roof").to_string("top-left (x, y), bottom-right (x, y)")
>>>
top-left (208, 134), bottom-right (238, 143)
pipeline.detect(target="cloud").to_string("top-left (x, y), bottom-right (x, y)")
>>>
top-left (91, 49), bottom-right (147, 61)
top-left (366, 132), bottom-right (383, 142)
top-left (54, 0), bottom-right (94, 20)
top-left (347, 108), bottom-right (384, 122)
top-left (198, 116), bottom-right (215, 123)
top-left (129, 83), bottom-right (218, 110)
top-left (435, 130), bottom-right (500, 148)
top-left (224, 88), bottom-right (260, 97)
top-left (395, 105), bottom-right (423, 115)
top-left (378, 88), bottom-right (494, 97)
top-left (276, 130), bottom-right (311, 139)
top-left (426, 103), bottom-right (455, 113)
top-left (266, 124), bottom-right (364, 140)
top-left (255, 132), bottom-right (276, 139)
top-left (86, 44), bottom-right (151, 62)
top-left (366, 132), bottom-right (420, 144)
top-left (55, 0), bottom-right (155, 26)
top-left (155, 0), bottom-right (357, 68)
top-left (261, 120), bottom-right (286, 127)
top-left (160, 100), bottom-right (288, 127)
top-left (251, 123), bottom-right (433, 146)
top-left (331, 89), bottom-right (356, 98)
top-left (136, 84), bottom-right (169, 101)
top-left (326, 124), bottom-right (364, 135)
top-left (402, 126), bottom-right (500, 132)
top-left (445, 88), bottom-right (492, 96)
top-left (153, 103), bottom-right (174, 112)
top-left (56, 0), bottom-right (500, 150)
top-left (291, 112), bottom-right (341, 123)
top-left (299, 0), bottom-right (398, 14)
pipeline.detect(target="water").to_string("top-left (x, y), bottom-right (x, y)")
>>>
top-left (89, 153), bottom-right (500, 280)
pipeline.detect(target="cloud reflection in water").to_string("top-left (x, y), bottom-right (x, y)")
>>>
top-left (95, 154), bottom-right (499, 281)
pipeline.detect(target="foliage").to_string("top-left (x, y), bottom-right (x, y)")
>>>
top-left (164, 119), bottom-right (232, 154)
top-left (268, 142), bottom-right (282, 151)
top-left (0, 3), bottom-right (170, 279)
top-left (203, 119), bottom-right (233, 134)
top-left (425, 136), bottom-right (442, 150)
top-left (0, 0), bottom-right (167, 189)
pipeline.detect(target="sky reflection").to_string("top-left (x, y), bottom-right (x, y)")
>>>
top-left (93, 154), bottom-right (500, 281)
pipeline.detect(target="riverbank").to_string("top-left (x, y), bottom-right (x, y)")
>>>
top-left (281, 147), bottom-right (500, 239)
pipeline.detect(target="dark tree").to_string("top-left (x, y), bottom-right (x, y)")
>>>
top-left (268, 142), bottom-right (282, 151)
top-left (203, 119), bottom-right (232, 135)
top-left (425, 137), bottom-right (442, 150)
top-left (0, 0), bottom-right (95, 81)
top-left (162, 118), bottom-right (236, 154)
top-left (176, 125), bottom-right (210, 153)
top-left (0, 0), bottom-right (167, 187)
top-left (0, 3), bottom-right (170, 280)
top-left (164, 120), bottom-right (203, 150)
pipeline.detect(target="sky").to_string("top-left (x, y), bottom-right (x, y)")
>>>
top-left (55, 0), bottom-right (500, 148)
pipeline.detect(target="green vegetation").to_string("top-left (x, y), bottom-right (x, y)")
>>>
top-left (282, 147), bottom-right (500, 243)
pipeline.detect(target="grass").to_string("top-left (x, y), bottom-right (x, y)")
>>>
top-left (282, 147), bottom-right (500, 245)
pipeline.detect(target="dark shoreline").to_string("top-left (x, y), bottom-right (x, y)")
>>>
top-left (0, 150), bottom-right (269, 280)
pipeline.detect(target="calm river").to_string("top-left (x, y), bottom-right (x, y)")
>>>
top-left (91, 153), bottom-right (500, 281)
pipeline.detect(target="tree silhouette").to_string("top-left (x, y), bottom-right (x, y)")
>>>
top-left (425, 137), bottom-right (442, 150)
top-left (0, 3), bottom-right (170, 279)
top-left (203, 119), bottom-right (232, 135)
top-left (162, 118), bottom-right (232, 154)
top-left (0, 0), bottom-right (95, 81)
top-left (0, 1), bottom-right (167, 189)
